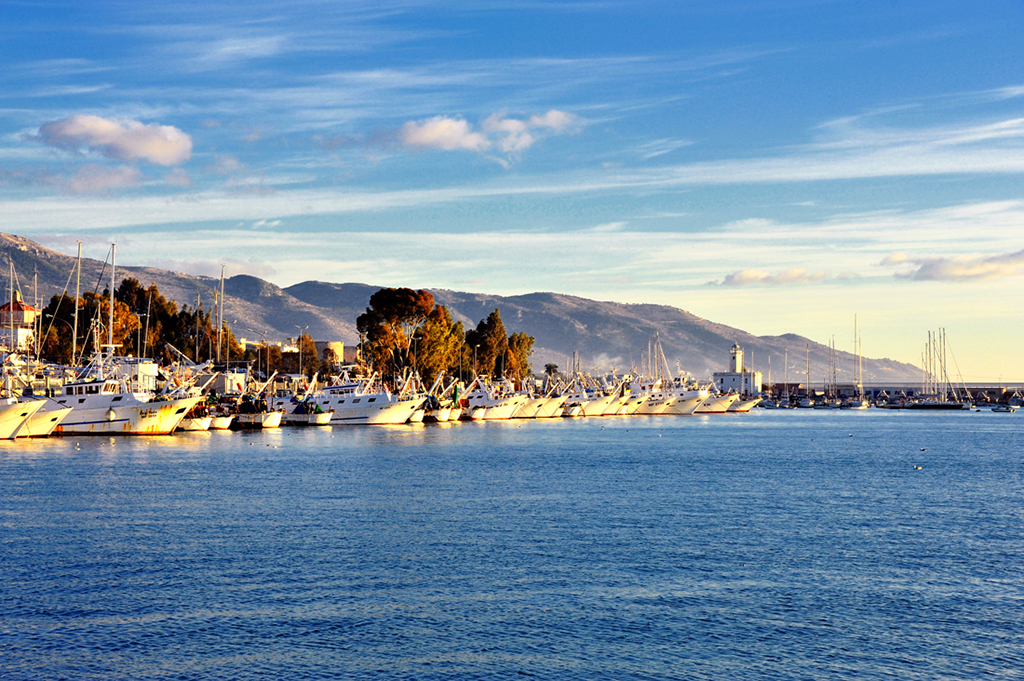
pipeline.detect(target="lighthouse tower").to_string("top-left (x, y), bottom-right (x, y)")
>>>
top-left (730, 344), bottom-right (744, 372)
top-left (714, 342), bottom-right (762, 397)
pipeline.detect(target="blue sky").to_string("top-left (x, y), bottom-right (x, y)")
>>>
top-left (3, 0), bottom-right (1024, 379)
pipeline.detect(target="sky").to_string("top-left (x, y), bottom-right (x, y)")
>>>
top-left (2, 0), bottom-right (1024, 381)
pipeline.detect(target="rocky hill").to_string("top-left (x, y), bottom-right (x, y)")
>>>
top-left (0, 233), bottom-right (919, 383)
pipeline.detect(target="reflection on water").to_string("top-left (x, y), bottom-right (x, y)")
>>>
top-left (1, 411), bottom-right (1022, 680)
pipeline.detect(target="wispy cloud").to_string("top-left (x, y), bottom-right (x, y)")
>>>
top-left (36, 115), bottom-right (192, 166)
top-left (635, 138), bottom-right (693, 159)
top-left (713, 268), bottom-right (829, 287)
top-left (144, 257), bottom-right (276, 278)
top-left (67, 164), bottom-right (142, 194)
top-left (399, 109), bottom-right (579, 156)
top-left (879, 249), bottom-right (1024, 281)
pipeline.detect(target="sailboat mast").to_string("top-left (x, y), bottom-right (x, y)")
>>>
top-left (73, 241), bottom-right (80, 366)
top-left (8, 259), bottom-right (13, 354)
top-left (108, 243), bottom-right (115, 350)
top-left (217, 264), bottom-right (225, 363)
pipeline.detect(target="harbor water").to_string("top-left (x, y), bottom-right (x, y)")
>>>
top-left (2, 410), bottom-right (1022, 679)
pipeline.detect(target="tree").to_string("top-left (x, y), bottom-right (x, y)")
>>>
top-left (505, 331), bottom-right (535, 385)
top-left (465, 309), bottom-right (508, 378)
top-left (544, 363), bottom-right (559, 377)
top-left (356, 287), bottom-right (434, 376)
top-left (414, 305), bottom-right (465, 384)
top-left (320, 347), bottom-right (339, 376)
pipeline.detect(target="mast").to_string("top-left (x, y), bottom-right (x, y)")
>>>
top-left (8, 259), bottom-right (13, 354)
top-left (805, 343), bottom-right (810, 400)
top-left (108, 243), bottom-right (115, 350)
top-left (217, 264), bottom-right (225, 363)
top-left (73, 241), bottom-right (80, 366)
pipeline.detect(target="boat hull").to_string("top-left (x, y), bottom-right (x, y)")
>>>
top-left (17, 400), bottom-right (71, 438)
top-left (55, 396), bottom-right (202, 436)
top-left (232, 411), bottom-right (283, 429)
top-left (695, 394), bottom-right (740, 414)
top-left (178, 416), bottom-right (213, 431)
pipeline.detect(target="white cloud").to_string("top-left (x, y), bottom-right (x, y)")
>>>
top-left (37, 115), bottom-right (192, 166)
top-left (528, 110), bottom-right (579, 132)
top-left (717, 268), bottom-right (828, 287)
top-left (144, 257), bottom-right (276, 279)
top-left (399, 116), bottom-right (490, 151)
top-left (399, 110), bottom-right (579, 156)
top-left (482, 113), bottom-right (534, 153)
top-left (880, 249), bottom-right (1024, 282)
top-left (67, 164), bottom-right (142, 194)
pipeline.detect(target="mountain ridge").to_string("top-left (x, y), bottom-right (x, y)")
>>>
top-left (1, 233), bottom-right (919, 382)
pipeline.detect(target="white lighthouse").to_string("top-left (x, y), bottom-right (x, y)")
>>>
top-left (730, 343), bottom-right (743, 372)
top-left (714, 343), bottom-right (763, 397)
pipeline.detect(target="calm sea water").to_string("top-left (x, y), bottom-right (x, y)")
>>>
top-left (2, 410), bottom-right (1022, 680)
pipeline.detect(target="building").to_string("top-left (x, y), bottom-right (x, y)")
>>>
top-left (712, 343), bottom-right (763, 396)
top-left (0, 291), bottom-right (38, 352)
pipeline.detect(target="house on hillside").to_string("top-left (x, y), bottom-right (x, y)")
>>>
top-left (0, 292), bottom-right (38, 352)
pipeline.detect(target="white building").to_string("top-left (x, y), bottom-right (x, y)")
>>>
top-left (712, 343), bottom-right (763, 396)
top-left (0, 292), bottom-right (38, 352)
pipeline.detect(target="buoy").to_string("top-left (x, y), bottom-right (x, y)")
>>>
top-left (106, 409), bottom-right (116, 422)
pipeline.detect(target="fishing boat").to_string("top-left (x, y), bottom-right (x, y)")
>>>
top-left (695, 391), bottom-right (740, 413)
top-left (308, 373), bottom-right (425, 425)
top-left (457, 377), bottom-right (528, 420)
top-left (0, 398), bottom-right (45, 439)
top-left (728, 396), bottom-right (763, 412)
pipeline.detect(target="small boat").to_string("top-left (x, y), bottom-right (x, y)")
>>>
top-left (178, 415), bottom-right (213, 431)
top-left (992, 405), bottom-right (1016, 413)
top-left (208, 413), bottom-right (235, 430)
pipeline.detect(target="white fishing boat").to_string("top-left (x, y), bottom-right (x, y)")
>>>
top-left (695, 392), bottom-right (740, 413)
top-left (53, 375), bottom-right (201, 435)
top-left (233, 409), bottom-right (283, 429)
top-left (308, 373), bottom-right (425, 425)
top-left (662, 382), bottom-right (709, 415)
top-left (620, 393), bottom-right (648, 415)
top-left (15, 397), bottom-right (72, 437)
top-left (208, 414), bottom-right (235, 430)
top-left (178, 415), bottom-right (213, 431)
top-left (0, 398), bottom-right (45, 439)
top-left (580, 391), bottom-right (618, 417)
top-left (534, 394), bottom-right (568, 418)
top-left (460, 378), bottom-right (528, 420)
top-left (562, 402), bottom-right (584, 417)
top-left (727, 396), bottom-right (762, 412)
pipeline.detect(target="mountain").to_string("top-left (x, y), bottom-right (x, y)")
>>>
top-left (0, 233), bottom-right (919, 383)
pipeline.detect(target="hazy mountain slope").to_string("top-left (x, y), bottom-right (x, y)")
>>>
top-left (1, 233), bottom-right (919, 382)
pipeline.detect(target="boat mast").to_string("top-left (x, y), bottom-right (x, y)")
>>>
top-left (108, 243), bottom-right (115, 350)
top-left (8, 259), bottom-right (13, 355)
top-left (72, 241), bottom-right (80, 366)
top-left (217, 264), bottom-right (224, 363)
